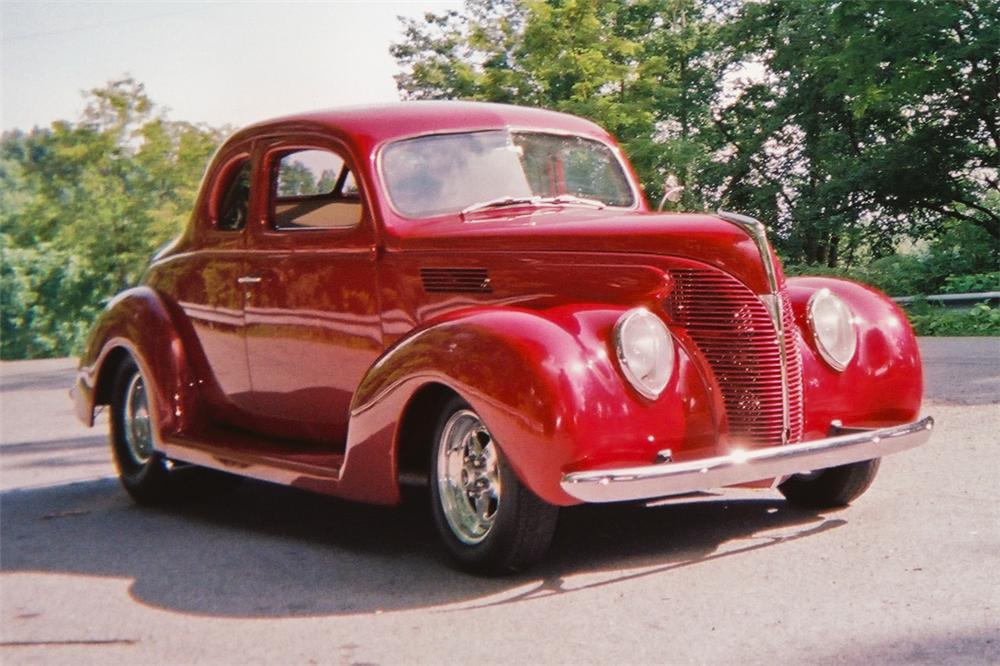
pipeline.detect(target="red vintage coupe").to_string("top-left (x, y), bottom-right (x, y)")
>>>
top-left (73, 102), bottom-right (933, 573)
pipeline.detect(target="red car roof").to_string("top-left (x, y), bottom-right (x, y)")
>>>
top-left (235, 101), bottom-right (614, 147)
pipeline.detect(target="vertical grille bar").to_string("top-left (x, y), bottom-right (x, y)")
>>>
top-left (782, 292), bottom-right (805, 443)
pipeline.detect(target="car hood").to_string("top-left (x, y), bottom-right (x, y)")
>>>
top-left (387, 209), bottom-right (776, 294)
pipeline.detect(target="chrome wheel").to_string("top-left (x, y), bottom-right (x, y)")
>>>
top-left (436, 409), bottom-right (502, 545)
top-left (122, 371), bottom-right (153, 465)
top-left (110, 358), bottom-right (169, 504)
top-left (429, 397), bottom-right (559, 573)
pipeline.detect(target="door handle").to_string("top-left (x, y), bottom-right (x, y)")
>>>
top-left (237, 275), bottom-right (262, 285)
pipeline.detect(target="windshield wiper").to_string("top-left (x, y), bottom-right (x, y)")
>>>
top-left (461, 195), bottom-right (541, 215)
top-left (461, 194), bottom-right (607, 216)
top-left (538, 194), bottom-right (606, 209)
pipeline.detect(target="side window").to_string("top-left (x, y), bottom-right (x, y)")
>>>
top-left (216, 160), bottom-right (252, 231)
top-left (272, 149), bottom-right (362, 230)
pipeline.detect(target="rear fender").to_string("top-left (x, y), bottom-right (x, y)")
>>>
top-left (74, 287), bottom-right (198, 440)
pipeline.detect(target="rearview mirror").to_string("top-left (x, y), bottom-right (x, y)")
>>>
top-left (657, 174), bottom-right (684, 211)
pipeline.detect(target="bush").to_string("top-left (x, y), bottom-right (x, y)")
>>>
top-left (860, 254), bottom-right (932, 296)
top-left (940, 272), bottom-right (1000, 294)
top-left (785, 222), bottom-right (999, 299)
top-left (922, 222), bottom-right (999, 287)
top-left (782, 258), bottom-right (929, 296)
top-left (906, 301), bottom-right (1000, 336)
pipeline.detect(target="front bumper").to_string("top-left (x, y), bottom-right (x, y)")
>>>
top-left (561, 417), bottom-right (934, 503)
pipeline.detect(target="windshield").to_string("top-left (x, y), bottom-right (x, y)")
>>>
top-left (381, 130), bottom-right (635, 218)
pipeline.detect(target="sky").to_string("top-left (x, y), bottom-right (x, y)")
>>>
top-left (1, 1), bottom-right (461, 132)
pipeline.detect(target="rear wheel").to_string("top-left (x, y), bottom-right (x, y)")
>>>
top-left (110, 357), bottom-right (169, 504)
top-left (429, 397), bottom-right (558, 575)
top-left (778, 459), bottom-right (881, 508)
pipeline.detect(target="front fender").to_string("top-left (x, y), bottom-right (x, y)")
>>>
top-left (340, 306), bottom-right (717, 506)
top-left (74, 287), bottom-right (197, 439)
top-left (787, 277), bottom-right (923, 438)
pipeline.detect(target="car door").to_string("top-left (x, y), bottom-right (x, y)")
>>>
top-left (170, 150), bottom-right (255, 418)
top-left (240, 137), bottom-right (383, 446)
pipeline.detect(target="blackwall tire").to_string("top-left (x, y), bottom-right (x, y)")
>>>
top-left (429, 397), bottom-right (558, 575)
top-left (110, 356), bottom-right (170, 504)
top-left (778, 458), bottom-right (881, 508)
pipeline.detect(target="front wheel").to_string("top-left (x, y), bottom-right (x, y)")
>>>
top-left (110, 357), bottom-right (170, 504)
top-left (429, 398), bottom-right (558, 575)
top-left (778, 458), bottom-right (881, 509)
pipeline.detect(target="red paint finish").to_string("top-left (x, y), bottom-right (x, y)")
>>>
top-left (786, 277), bottom-right (923, 434)
top-left (239, 136), bottom-right (382, 445)
top-left (346, 305), bottom-right (718, 505)
top-left (73, 102), bottom-right (926, 508)
top-left (75, 287), bottom-right (199, 435)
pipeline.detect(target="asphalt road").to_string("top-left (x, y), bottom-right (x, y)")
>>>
top-left (1, 339), bottom-right (998, 665)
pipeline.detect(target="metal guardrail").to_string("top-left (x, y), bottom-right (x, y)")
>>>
top-left (893, 291), bottom-right (1000, 308)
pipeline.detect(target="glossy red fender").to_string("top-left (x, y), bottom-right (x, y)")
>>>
top-left (786, 276), bottom-right (923, 437)
top-left (340, 305), bottom-right (719, 506)
top-left (73, 287), bottom-right (198, 440)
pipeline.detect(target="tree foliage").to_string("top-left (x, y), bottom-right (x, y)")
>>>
top-left (721, 0), bottom-right (999, 264)
top-left (392, 0), bottom-right (999, 266)
top-left (1, 78), bottom-right (225, 359)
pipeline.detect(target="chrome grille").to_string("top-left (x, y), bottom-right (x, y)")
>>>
top-left (666, 267), bottom-right (804, 447)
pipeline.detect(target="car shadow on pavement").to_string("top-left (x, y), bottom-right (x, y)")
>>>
top-left (1, 472), bottom-right (843, 618)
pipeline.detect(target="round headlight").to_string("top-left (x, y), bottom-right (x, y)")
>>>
top-left (808, 288), bottom-right (857, 371)
top-left (614, 308), bottom-right (674, 399)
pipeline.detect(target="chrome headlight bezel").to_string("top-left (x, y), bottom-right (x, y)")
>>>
top-left (614, 308), bottom-right (675, 400)
top-left (807, 288), bottom-right (857, 371)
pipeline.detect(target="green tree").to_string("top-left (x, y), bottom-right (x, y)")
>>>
top-left (0, 77), bottom-right (224, 359)
top-left (316, 168), bottom-right (338, 194)
top-left (278, 160), bottom-right (319, 196)
top-left (705, 0), bottom-right (999, 264)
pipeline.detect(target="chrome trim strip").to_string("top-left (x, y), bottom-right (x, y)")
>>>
top-left (561, 417), bottom-right (934, 503)
top-left (716, 210), bottom-right (792, 444)
top-left (715, 210), bottom-right (781, 295)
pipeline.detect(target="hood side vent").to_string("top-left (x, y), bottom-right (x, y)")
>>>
top-left (420, 267), bottom-right (492, 294)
